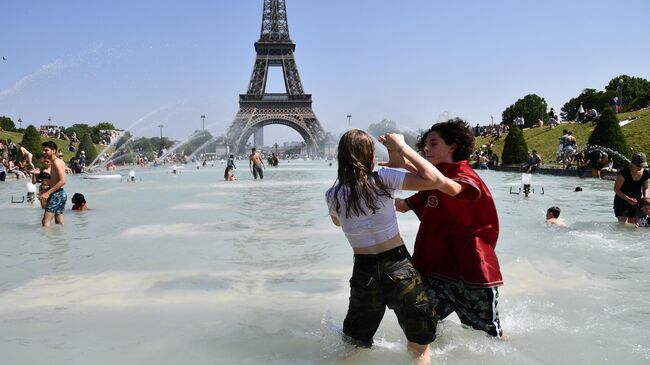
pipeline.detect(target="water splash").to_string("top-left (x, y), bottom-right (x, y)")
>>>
top-left (0, 59), bottom-right (65, 99)
top-left (582, 144), bottom-right (631, 165)
top-left (369, 135), bottom-right (389, 162)
top-left (158, 130), bottom-right (206, 161)
top-left (87, 105), bottom-right (169, 170)
top-left (186, 120), bottom-right (230, 159)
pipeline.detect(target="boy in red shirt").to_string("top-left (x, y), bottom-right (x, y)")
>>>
top-left (386, 119), bottom-right (504, 338)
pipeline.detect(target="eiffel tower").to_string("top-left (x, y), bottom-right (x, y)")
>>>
top-left (226, 0), bottom-right (326, 155)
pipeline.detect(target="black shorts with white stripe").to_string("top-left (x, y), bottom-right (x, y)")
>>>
top-left (424, 276), bottom-right (503, 338)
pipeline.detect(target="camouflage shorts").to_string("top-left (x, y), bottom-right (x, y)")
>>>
top-left (424, 277), bottom-right (503, 338)
top-left (343, 246), bottom-right (437, 347)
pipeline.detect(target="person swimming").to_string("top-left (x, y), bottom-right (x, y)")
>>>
top-left (546, 206), bottom-right (567, 227)
top-left (71, 193), bottom-right (90, 211)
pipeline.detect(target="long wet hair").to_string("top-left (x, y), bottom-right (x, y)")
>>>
top-left (329, 129), bottom-right (392, 218)
top-left (224, 165), bottom-right (233, 179)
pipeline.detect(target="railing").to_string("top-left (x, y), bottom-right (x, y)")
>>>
top-left (239, 94), bottom-right (312, 102)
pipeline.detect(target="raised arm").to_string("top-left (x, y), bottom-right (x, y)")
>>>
top-left (395, 198), bottom-right (410, 213)
top-left (380, 133), bottom-right (462, 196)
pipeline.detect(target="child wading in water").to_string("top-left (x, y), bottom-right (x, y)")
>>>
top-left (71, 193), bottom-right (90, 211)
top-left (326, 129), bottom-right (453, 364)
top-left (394, 119), bottom-right (505, 339)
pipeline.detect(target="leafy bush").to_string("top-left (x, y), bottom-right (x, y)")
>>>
top-left (19, 125), bottom-right (43, 163)
top-left (502, 126), bottom-right (529, 165)
top-left (77, 133), bottom-right (98, 165)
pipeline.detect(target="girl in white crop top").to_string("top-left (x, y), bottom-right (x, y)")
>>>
top-left (325, 129), bottom-right (451, 363)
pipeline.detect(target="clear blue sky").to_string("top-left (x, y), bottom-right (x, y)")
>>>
top-left (1, 0), bottom-right (649, 142)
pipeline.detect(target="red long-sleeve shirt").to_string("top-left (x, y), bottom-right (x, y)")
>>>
top-left (406, 160), bottom-right (502, 288)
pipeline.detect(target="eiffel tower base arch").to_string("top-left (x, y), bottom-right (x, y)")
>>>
top-left (227, 104), bottom-right (324, 155)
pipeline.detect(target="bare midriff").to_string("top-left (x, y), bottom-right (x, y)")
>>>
top-left (352, 233), bottom-right (405, 255)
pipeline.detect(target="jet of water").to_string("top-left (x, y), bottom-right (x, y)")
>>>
top-left (87, 105), bottom-right (170, 170)
top-left (582, 144), bottom-right (631, 165)
top-left (158, 129), bottom-right (207, 162)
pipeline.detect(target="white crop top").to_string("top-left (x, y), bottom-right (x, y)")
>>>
top-left (326, 168), bottom-right (405, 248)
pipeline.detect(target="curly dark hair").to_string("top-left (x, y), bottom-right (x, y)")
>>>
top-left (416, 118), bottom-right (475, 162)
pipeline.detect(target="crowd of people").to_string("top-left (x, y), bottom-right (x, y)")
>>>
top-left (3, 141), bottom-right (90, 226)
top-left (473, 123), bottom-right (509, 139)
top-left (0, 138), bottom-right (92, 182)
top-left (38, 125), bottom-right (78, 142)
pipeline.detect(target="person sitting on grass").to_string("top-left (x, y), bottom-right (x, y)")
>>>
top-left (546, 206), bottom-right (567, 227)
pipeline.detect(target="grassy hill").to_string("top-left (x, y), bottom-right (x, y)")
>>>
top-left (0, 130), bottom-right (105, 162)
top-left (477, 109), bottom-right (650, 165)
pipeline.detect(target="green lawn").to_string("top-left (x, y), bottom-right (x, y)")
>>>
top-left (0, 130), bottom-right (105, 162)
top-left (477, 109), bottom-right (650, 165)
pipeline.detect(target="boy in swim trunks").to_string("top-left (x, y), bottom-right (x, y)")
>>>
top-left (249, 147), bottom-right (265, 180)
top-left (38, 141), bottom-right (67, 226)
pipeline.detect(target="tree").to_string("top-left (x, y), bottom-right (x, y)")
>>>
top-left (19, 125), bottom-right (43, 163)
top-left (501, 126), bottom-right (529, 165)
top-left (587, 108), bottom-right (631, 166)
top-left (131, 137), bottom-right (155, 160)
top-left (149, 136), bottom-right (173, 153)
top-left (183, 130), bottom-right (214, 156)
top-left (560, 88), bottom-right (611, 121)
top-left (502, 94), bottom-right (548, 128)
top-left (604, 75), bottom-right (650, 112)
top-left (65, 124), bottom-right (94, 142)
top-left (0, 116), bottom-right (16, 131)
top-left (95, 122), bottom-right (117, 131)
top-left (115, 131), bottom-right (133, 149)
top-left (368, 119), bottom-right (399, 136)
top-left (367, 119), bottom-right (419, 148)
top-left (77, 133), bottom-right (98, 165)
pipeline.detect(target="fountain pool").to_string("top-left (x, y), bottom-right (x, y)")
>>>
top-left (1, 161), bottom-right (649, 364)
